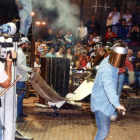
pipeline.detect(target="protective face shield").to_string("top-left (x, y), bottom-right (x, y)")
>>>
top-left (109, 43), bottom-right (128, 68)
top-left (94, 42), bottom-right (103, 50)
top-left (104, 42), bottom-right (112, 54)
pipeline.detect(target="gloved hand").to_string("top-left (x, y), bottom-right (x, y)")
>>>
top-left (86, 72), bottom-right (93, 82)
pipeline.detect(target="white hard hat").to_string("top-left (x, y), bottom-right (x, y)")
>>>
top-left (18, 37), bottom-right (30, 46)
top-left (7, 22), bottom-right (17, 35)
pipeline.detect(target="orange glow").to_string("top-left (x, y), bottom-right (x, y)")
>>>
top-left (35, 22), bottom-right (41, 25)
top-left (31, 12), bottom-right (35, 16)
top-left (42, 22), bottom-right (46, 25)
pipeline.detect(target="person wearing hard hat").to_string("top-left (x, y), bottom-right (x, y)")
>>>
top-left (91, 40), bottom-right (127, 140)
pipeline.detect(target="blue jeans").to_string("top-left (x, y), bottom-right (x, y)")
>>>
top-left (135, 71), bottom-right (140, 88)
top-left (16, 81), bottom-right (26, 118)
top-left (117, 73), bottom-right (125, 98)
top-left (19, 9), bottom-right (32, 37)
top-left (0, 118), bottom-right (2, 140)
top-left (94, 111), bottom-right (110, 140)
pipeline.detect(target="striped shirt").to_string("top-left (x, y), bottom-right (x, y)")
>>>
top-left (119, 57), bottom-right (134, 74)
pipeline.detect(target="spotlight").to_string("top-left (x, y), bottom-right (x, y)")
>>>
top-left (31, 12), bottom-right (35, 16)
top-left (35, 22), bottom-right (41, 25)
top-left (42, 22), bottom-right (46, 25)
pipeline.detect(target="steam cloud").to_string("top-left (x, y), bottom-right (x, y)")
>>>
top-left (33, 0), bottom-right (80, 34)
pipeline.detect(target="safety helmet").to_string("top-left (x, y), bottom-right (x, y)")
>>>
top-left (109, 40), bottom-right (128, 68)
top-left (18, 37), bottom-right (30, 46)
top-left (94, 42), bottom-right (103, 50)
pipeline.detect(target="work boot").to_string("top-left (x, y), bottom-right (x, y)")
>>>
top-left (19, 113), bottom-right (28, 117)
top-left (16, 118), bottom-right (25, 123)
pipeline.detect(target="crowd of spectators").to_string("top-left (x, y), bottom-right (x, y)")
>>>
top-left (32, 5), bottom-right (140, 88)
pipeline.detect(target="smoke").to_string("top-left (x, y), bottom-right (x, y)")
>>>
top-left (33, 0), bottom-right (80, 35)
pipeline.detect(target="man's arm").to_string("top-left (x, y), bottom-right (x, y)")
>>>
top-left (0, 51), bottom-right (17, 88)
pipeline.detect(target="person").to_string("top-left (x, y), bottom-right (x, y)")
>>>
top-left (122, 9), bottom-right (132, 38)
top-left (122, 9), bottom-right (132, 26)
top-left (79, 49), bottom-right (90, 68)
top-left (15, 0), bottom-right (32, 37)
top-left (16, 37), bottom-right (39, 123)
top-left (35, 39), bottom-right (44, 53)
top-left (105, 27), bottom-right (117, 42)
top-left (74, 41), bottom-right (83, 59)
top-left (86, 42), bottom-right (109, 82)
top-left (64, 30), bottom-right (74, 48)
top-left (55, 47), bottom-right (64, 58)
top-left (130, 24), bottom-right (140, 46)
top-left (40, 46), bottom-right (48, 57)
top-left (34, 55), bottom-right (41, 68)
top-left (89, 32), bottom-right (100, 44)
top-left (46, 47), bottom-right (55, 57)
top-left (116, 18), bottom-right (130, 44)
top-left (132, 5), bottom-right (140, 26)
top-left (57, 29), bottom-right (66, 48)
top-left (108, 5), bottom-right (120, 35)
top-left (0, 50), bottom-right (17, 139)
top-left (43, 29), bottom-right (56, 50)
top-left (0, 52), bottom-right (17, 88)
top-left (76, 20), bottom-right (88, 44)
top-left (132, 51), bottom-right (140, 88)
top-left (91, 41), bottom-right (127, 140)
top-left (85, 15), bottom-right (100, 34)
top-left (127, 49), bottom-right (135, 62)
top-left (86, 56), bottom-right (95, 70)
top-left (74, 60), bottom-right (83, 73)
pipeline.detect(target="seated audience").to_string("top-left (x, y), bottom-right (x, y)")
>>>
top-left (108, 5), bottom-right (120, 35)
top-left (74, 60), bottom-right (83, 73)
top-left (132, 51), bottom-right (140, 88)
top-left (64, 30), bottom-right (74, 48)
top-left (116, 18), bottom-right (130, 44)
top-left (105, 27), bottom-right (117, 42)
top-left (76, 20), bottom-right (88, 45)
top-left (41, 46), bottom-right (48, 57)
top-left (43, 29), bottom-right (56, 49)
top-left (34, 55), bottom-right (41, 68)
top-left (74, 42), bottom-right (83, 59)
top-left (86, 56), bottom-right (95, 70)
top-left (127, 49), bottom-right (135, 62)
top-left (85, 15), bottom-right (100, 34)
top-left (79, 49), bottom-right (90, 68)
top-left (130, 24), bottom-right (140, 46)
top-left (56, 30), bottom-right (66, 51)
top-left (55, 47), bottom-right (64, 58)
top-left (46, 47), bottom-right (55, 57)
top-left (88, 32), bottom-right (100, 45)
top-left (35, 39), bottom-right (44, 53)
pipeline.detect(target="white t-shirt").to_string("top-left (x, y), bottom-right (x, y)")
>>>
top-left (34, 62), bottom-right (41, 68)
top-left (109, 12), bottom-right (120, 24)
top-left (92, 36), bottom-right (101, 43)
top-left (76, 27), bottom-right (88, 38)
top-left (122, 14), bottom-right (132, 25)
top-left (55, 52), bottom-right (63, 58)
top-left (86, 62), bottom-right (94, 69)
top-left (0, 62), bottom-right (8, 83)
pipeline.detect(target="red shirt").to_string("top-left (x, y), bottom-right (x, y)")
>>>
top-left (105, 32), bottom-right (117, 41)
top-left (79, 55), bottom-right (90, 68)
top-left (119, 57), bottom-right (134, 74)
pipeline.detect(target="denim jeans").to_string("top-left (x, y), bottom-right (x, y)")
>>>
top-left (0, 117), bottom-right (2, 140)
top-left (112, 25), bottom-right (118, 41)
top-left (16, 81), bottom-right (26, 118)
top-left (19, 9), bottom-right (32, 37)
top-left (94, 111), bottom-right (110, 140)
top-left (135, 71), bottom-right (140, 88)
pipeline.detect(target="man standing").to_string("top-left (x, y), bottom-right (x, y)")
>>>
top-left (16, 37), bottom-right (34, 123)
top-left (132, 5), bottom-right (140, 26)
top-left (91, 41), bottom-right (127, 140)
top-left (15, 0), bottom-right (32, 37)
top-left (85, 15), bottom-right (100, 34)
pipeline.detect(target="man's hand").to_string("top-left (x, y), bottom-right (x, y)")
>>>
top-left (117, 105), bottom-right (126, 113)
top-left (6, 50), bottom-right (17, 63)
